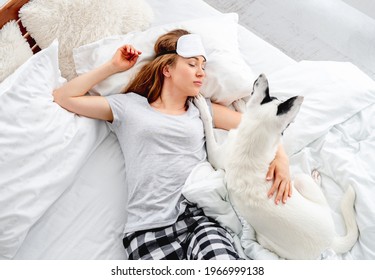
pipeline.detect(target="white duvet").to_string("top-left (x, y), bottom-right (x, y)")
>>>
top-left (0, 42), bottom-right (111, 259)
top-left (183, 60), bottom-right (375, 260)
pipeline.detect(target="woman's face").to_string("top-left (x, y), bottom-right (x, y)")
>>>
top-left (167, 56), bottom-right (206, 97)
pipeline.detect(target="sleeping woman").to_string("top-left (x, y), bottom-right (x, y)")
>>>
top-left (53, 29), bottom-right (292, 260)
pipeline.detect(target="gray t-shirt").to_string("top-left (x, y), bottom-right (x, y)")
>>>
top-left (106, 92), bottom-right (208, 233)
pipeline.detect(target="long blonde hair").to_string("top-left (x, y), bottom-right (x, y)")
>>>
top-left (125, 29), bottom-right (190, 107)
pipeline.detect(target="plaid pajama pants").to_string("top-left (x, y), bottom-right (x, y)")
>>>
top-left (123, 202), bottom-right (241, 260)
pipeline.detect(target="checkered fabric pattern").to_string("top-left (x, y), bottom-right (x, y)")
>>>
top-left (123, 202), bottom-right (241, 260)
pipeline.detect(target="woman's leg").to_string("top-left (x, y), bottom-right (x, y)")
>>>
top-left (122, 201), bottom-right (240, 260)
top-left (186, 218), bottom-right (241, 260)
top-left (123, 228), bottom-right (185, 260)
top-left (122, 201), bottom-right (196, 260)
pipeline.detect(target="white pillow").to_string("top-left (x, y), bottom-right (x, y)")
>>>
top-left (74, 14), bottom-right (255, 106)
top-left (0, 40), bottom-right (109, 259)
top-left (19, 0), bottom-right (153, 81)
top-left (0, 20), bottom-right (33, 82)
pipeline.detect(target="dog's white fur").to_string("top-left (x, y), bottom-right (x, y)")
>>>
top-left (195, 74), bottom-right (358, 259)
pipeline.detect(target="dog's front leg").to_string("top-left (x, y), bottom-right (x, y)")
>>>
top-left (194, 94), bottom-right (224, 170)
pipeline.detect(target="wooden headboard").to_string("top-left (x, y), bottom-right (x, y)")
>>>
top-left (0, 0), bottom-right (40, 53)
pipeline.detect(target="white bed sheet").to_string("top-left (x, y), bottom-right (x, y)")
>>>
top-left (15, 132), bottom-right (127, 259)
top-left (10, 0), bottom-right (375, 260)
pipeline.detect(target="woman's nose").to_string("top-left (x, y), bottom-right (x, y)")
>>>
top-left (197, 67), bottom-right (205, 77)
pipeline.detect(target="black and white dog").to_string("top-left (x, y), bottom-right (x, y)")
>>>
top-left (194, 74), bottom-right (358, 259)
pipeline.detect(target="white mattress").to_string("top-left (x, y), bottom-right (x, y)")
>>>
top-left (7, 0), bottom-right (375, 260)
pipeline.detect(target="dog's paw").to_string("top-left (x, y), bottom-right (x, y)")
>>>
top-left (193, 93), bottom-right (206, 108)
top-left (194, 93), bottom-right (212, 123)
top-left (311, 169), bottom-right (322, 186)
top-left (233, 98), bottom-right (247, 113)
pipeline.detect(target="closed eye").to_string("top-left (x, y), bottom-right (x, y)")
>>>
top-left (189, 63), bottom-right (205, 71)
top-left (187, 57), bottom-right (206, 71)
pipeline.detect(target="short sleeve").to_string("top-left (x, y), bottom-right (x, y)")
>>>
top-left (105, 94), bottom-right (127, 132)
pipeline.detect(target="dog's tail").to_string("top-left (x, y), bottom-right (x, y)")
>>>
top-left (331, 185), bottom-right (359, 254)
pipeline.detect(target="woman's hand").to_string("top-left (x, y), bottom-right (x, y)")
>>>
top-left (266, 145), bottom-right (292, 205)
top-left (111, 44), bottom-right (142, 73)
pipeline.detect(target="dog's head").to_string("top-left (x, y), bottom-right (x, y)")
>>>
top-left (246, 74), bottom-right (303, 135)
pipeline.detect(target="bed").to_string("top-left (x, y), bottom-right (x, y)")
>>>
top-left (0, 0), bottom-right (374, 260)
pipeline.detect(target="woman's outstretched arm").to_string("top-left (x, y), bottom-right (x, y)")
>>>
top-left (53, 45), bottom-right (141, 121)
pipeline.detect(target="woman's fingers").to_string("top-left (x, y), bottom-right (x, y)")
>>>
top-left (268, 177), bottom-right (291, 205)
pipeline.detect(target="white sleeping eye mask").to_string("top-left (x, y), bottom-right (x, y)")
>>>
top-left (157, 34), bottom-right (207, 60)
top-left (176, 34), bottom-right (207, 60)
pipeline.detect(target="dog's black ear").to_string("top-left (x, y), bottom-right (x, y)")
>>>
top-left (277, 96), bottom-right (298, 116)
